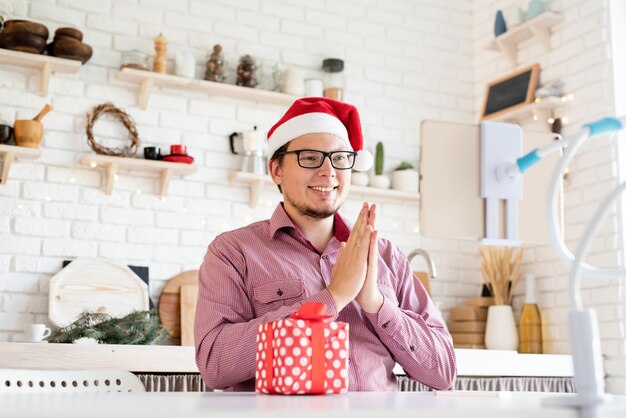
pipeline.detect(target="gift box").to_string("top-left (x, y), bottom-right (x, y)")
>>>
top-left (255, 302), bottom-right (349, 395)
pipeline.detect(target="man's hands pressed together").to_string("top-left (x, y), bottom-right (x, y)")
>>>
top-left (328, 202), bottom-right (383, 313)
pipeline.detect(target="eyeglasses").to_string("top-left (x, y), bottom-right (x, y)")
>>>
top-left (276, 149), bottom-right (357, 170)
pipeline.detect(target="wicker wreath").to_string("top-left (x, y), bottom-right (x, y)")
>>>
top-left (86, 103), bottom-right (141, 157)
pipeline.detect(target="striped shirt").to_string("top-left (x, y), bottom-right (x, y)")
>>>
top-left (195, 203), bottom-right (456, 391)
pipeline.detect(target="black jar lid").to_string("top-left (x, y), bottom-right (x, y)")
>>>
top-left (322, 58), bottom-right (344, 73)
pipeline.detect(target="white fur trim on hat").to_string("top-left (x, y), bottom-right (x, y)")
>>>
top-left (266, 112), bottom-right (350, 158)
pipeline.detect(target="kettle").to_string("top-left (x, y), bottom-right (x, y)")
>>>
top-left (229, 126), bottom-right (267, 175)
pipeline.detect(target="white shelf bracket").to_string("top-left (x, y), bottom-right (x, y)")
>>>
top-left (528, 24), bottom-right (552, 51)
top-left (495, 38), bottom-right (518, 66)
top-left (40, 62), bottom-right (52, 97)
top-left (0, 152), bottom-right (15, 185)
top-left (104, 163), bottom-right (118, 195)
top-left (160, 169), bottom-right (172, 196)
top-left (139, 78), bottom-right (154, 110)
top-left (250, 180), bottom-right (264, 208)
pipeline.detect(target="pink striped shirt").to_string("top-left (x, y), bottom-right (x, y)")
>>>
top-left (195, 203), bottom-right (456, 391)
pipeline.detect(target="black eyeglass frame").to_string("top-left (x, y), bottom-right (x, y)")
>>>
top-left (275, 149), bottom-right (357, 170)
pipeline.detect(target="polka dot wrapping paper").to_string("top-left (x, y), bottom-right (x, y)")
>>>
top-left (255, 302), bottom-right (349, 395)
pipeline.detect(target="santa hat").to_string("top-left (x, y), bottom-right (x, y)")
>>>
top-left (267, 97), bottom-right (373, 172)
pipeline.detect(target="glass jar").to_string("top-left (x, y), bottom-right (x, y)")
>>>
top-left (120, 50), bottom-right (149, 71)
top-left (205, 44), bottom-right (226, 83)
top-left (322, 58), bottom-right (344, 101)
top-left (236, 55), bottom-right (258, 88)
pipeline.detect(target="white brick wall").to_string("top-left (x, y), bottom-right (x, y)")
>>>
top-left (0, 0), bottom-right (472, 346)
top-left (10, 0), bottom-right (625, 392)
top-left (474, 0), bottom-right (626, 392)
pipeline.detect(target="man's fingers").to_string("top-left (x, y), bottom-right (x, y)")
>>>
top-left (349, 202), bottom-right (371, 248)
top-left (369, 228), bottom-right (378, 261)
top-left (368, 204), bottom-right (377, 229)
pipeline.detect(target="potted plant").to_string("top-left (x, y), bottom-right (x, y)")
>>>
top-left (369, 141), bottom-right (390, 189)
top-left (351, 168), bottom-right (369, 187)
top-left (391, 161), bottom-right (419, 193)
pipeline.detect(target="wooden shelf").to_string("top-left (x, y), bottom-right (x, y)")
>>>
top-left (485, 96), bottom-right (567, 123)
top-left (0, 48), bottom-right (82, 96)
top-left (117, 67), bottom-right (300, 110)
top-left (486, 12), bottom-right (564, 66)
top-left (229, 171), bottom-right (420, 208)
top-left (0, 144), bottom-right (42, 185)
top-left (80, 154), bottom-right (197, 196)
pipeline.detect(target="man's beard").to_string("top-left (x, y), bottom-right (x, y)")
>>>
top-left (283, 189), bottom-right (342, 219)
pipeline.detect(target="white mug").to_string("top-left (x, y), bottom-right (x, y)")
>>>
top-left (304, 78), bottom-right (324, 97)
top-left (24, 323), bottom-right (51, 342)
top-left (280, 68), bottom-right (305, 96)
top-left (175, 51), bottom-right (196, 78)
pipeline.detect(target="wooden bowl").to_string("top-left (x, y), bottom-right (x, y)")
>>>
top-left (2, 20), bottom-right (49, 39)
top-left (54, 27), bottom-right (83, 42)
top-left (0, 32), bottom-right (47, 54)
top-left (47, 38), bottom-right (92, 64)
top-left (14, 120), bottom-right (43, 148)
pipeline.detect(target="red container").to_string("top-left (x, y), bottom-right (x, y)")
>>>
top-left (170, 144), bottom-right (187, 155)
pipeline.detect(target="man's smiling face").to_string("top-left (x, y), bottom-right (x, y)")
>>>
top-left (271, 133), bottom-right (351, 220)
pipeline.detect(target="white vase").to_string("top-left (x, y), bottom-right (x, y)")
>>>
top-left (391, 169), bottom-right (419, 193)
top-left (485, 305), bottom-right (518, 350)
top-left (370, 175), bottom-right (390, 189)
top-left (351, 171), bottom-right (369, 187)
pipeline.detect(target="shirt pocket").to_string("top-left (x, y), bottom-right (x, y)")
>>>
top-left (252, 279), bottom-right (304, 317)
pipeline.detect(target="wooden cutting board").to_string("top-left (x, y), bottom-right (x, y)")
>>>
top-left (49, 258), bottom-right (149, 327)
top-left (413, 271), bottom-right (430, 295)
top-left (158, 270), bottom-right (198, 345)
top-left (180, 284), bottom-right (198, 346)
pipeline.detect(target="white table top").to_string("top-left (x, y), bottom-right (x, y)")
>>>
top-left (1, 391), bottom-right (625, 418)
top-left (0, 342), bottom-right (574, 377)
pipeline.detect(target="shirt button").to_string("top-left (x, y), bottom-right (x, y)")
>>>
top-left (382, 322), bottom-right (389, 329)
top-left (410, 346), bottom-right (415, 351)
top-left (277, 289), bottom-right (283, 296)
top-left (321, 255), bottom-right (327, 260)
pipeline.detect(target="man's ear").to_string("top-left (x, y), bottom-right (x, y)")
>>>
top-left (269, 158), bottom-right (282, 186)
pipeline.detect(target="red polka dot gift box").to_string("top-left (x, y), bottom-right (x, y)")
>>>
top-left (255, 302), bottom-right (349, 395)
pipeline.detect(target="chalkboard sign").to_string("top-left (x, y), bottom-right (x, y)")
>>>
top-left (481, 64), bottom-right (540, 120)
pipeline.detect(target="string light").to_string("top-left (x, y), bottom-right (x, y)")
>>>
top-left (89, 161), bottom-right (97, 168)
top-left (45, 197), bottom-right (51, 202)
top-left (69, 177), bottom-right (76, 183)
top-left (114, 174), bottom-right (119, 181)
top-left (182, 207), bottom-right (188, 214)
top-left (136, 190), bottom-right (142, 195)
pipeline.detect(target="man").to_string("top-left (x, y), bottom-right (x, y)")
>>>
top-left (195, 97), bottom-right (456, 391)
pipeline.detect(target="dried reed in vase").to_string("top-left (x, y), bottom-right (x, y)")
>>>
top-left (479, 246), bottom-right (524, 305)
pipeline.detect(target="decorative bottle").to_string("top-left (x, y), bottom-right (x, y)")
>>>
top-left (519, 273), bottom-right (543, 353)
top-left (322, 58), bottom-right (344, 101)
top-left (153, 33), bottom-right (167, 74)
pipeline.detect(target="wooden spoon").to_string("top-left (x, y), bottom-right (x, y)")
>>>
top-left (33, 104), bottom-right (52, 122)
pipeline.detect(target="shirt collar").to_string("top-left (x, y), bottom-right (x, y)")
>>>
top-left (269, 203), bottom-right (352, 243)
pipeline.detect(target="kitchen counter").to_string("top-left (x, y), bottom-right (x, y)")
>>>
top-left (1, 391), bottom-right (625, 418)
top-left (0, 342), bottom-right (573, 377)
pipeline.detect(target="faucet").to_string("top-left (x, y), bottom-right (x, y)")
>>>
top-left (407, 249), bottom-right (438, 280)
